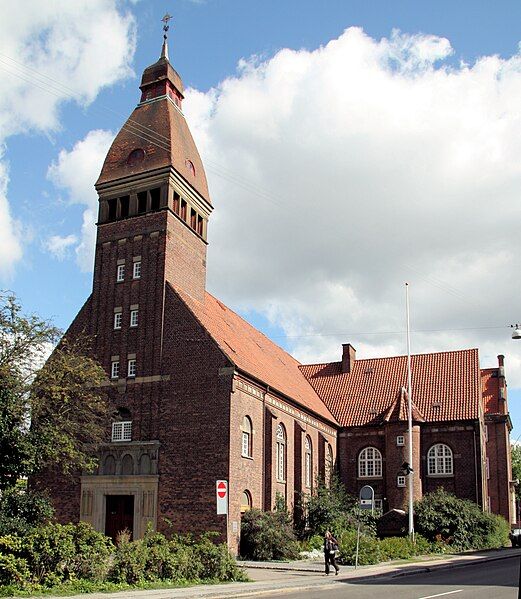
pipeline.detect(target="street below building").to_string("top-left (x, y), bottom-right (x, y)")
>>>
top-left (254, 554), bottom-right (520, 599)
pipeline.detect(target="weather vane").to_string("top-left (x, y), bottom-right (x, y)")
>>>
top-left (162, 13), bottom-right (172, 40)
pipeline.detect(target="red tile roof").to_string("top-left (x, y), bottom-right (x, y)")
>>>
top-left (173, 286), bottom-right (337, 424)
top-left (300, 349), bottom-right (481, 427)
top-left (382, 387), bottom-right (425, 423)
top-left (481, 368), bottom-right (500, 414)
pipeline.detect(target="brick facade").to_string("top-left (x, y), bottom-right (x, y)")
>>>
top-left (38, 42), bottom-right (514, 552)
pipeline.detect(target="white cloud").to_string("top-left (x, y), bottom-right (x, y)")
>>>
top-left (0, 0), bottom-right (136, 278)
top-left (47, 129), bottom-right (115, 271)
top-left (44, 234), bottom-right (78, 261)
top-left (182, 26), bottom-right (521, 385)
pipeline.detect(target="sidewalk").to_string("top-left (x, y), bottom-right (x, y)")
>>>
top-left (39, 547), bottom-right (521, 599)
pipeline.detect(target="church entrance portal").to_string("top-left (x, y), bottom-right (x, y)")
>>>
top-left (105, 495), bottom-right (134, 542)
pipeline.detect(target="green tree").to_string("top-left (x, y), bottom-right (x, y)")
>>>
top-left (511, 444), bottom-right (521, 501)
top-left (0, 291), bottom-right (109, 484)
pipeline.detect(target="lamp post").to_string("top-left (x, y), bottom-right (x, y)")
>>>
top-left (405, 283), bottom-right (415, 539)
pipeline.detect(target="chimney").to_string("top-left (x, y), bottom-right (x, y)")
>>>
top-left (342, 343), bottom-right (356, 374)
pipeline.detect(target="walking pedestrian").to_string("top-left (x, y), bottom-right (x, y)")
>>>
top-left (324, 530), bottom-right (340, 575)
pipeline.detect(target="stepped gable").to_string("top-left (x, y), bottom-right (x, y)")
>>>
top-left (481, 368), bottom-right (500, 414)
top-left (299, 349), bottom-right (481, 426)
top-left (96, 53), bottom-right (210, 203)
top-left (171, 284), bottom-right (338, 424)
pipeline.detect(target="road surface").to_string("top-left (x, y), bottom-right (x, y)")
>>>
top-left (255, 554), bottom-right (519, 598)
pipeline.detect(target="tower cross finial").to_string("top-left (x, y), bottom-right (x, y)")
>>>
top-left (161, 13), bottom-right (172, 60)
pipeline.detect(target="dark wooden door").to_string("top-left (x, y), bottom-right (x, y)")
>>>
top-left (105, 495), bottom-right (134, 542)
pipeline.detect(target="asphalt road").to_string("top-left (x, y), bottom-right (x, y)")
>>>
top-left (258, 554), bottom-right (520, 598)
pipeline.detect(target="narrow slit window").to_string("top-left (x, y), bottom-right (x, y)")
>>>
top-left (190, 208), bottom-right (197, 230)
top-left (197, 214), bottom-right (204, 236)
top-left (180, 199), bottom-right (187, 221)
top-left (173, 192), bottom-right (180, 214)
top-left (150, 188), bottom-right (160, 211)
top-left (108, 198), bottom-right (117, 221)
top-left (119, 195), bottom-right (130, 218)
top-left (137, 191), bottom-right (147, 214)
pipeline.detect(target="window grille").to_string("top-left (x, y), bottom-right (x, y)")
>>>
top-left (276, 424), bottom-right (286, 482)
top-left (358, 447), bottom-right (383, 478)
top-left (396, 435), bottom-right (405, 446)
top-left (112, 420), bottom-right (132, 442)
top-left (427, 443), bottom-right (453, 476)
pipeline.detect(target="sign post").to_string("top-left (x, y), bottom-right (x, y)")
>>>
top-left (356, 485), bottom-right (375, 569)
top-left (216, 480), bottom-right (228, 542)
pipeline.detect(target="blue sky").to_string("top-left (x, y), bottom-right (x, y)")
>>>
top-left (2, 0), bottom-right (521, 438)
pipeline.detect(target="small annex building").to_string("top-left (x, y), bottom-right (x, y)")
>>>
top-left (38, 38), bottom-right (515, 553)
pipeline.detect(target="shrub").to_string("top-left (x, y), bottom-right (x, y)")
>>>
top-left (415, 489), bottom-right (510, 551)
top-left (0, 536), bottom-right (30, 587)
top-left (336, 529), bottom-right (382, 565)
top-left (240, 509), bottom-right (300, 561)
top-left (108, 531), bottom-right (147, 585)
top-left (191, 533), bottom-right (247, 581)
top-left (69, 521), bottom-right (114, 582)
top-left (0, 486), bottom-right (54, 537)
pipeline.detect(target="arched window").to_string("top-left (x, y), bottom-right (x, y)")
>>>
top-left (121, 454), bottom-right (134, 475)
top-left (139, 454), bottom-right (151, 475)
top-left (103, 454), bottom-right (116, 475)
top-left (276, 423), bottom-right (286, 482)
top-left (112, 407), bottom-right (132, 442)
top-left (241, 416), bottom-right (253, 458)
top-left (304, 436), bottom-right (313, 489)
top-left (427, 443), bottom-right (453, 476)
top-left (358, 447), bottom-right (383, 478)
top-left (325, 444), bottom-right (334, 487)
top-left (240, 490), bottom-right (252, 514)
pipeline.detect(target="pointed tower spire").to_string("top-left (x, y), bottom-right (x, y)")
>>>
top-left (161, 13), bottom-right (172, 61)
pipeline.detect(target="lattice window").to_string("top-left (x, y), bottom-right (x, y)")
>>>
top-left (112, 421), bottom-right (132, 442)
top-left (358, 447), bottom-right (383, 478)
top-left (427, 443), bottom-right (453, 476)
top-left (276, 424), bottom-right (286, 482)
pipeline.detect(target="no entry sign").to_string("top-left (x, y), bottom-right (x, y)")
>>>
top-left (216, 480), bottom-right (228, 515)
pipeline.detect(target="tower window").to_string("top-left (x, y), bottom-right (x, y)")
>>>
top-left (111, 361), bottom-right (120, 379)
top-left (130, 309), bottom-right (138, 328)
top-left (114, 311), bottom-right (122, 330)
top-left (180, 199), bottom-right (187, 221)
top-left (128, 359), bottom-right (136, 378)
top-left (396, 435), bottom-right (405, 446)
top-left (116, 264), bottom-right (125, 282)
top-left (197, 214), bottom-right (204, 236)
top-left (108, 198), bottom-right (117, 221)
top-left (119, 195), bottom-right (130, 218)
top-left (173, 191), bottom-right (180, 214)
top-left (133, 261), bottom-right (141, 279)
top-left (397, 475), bottom-right (406, 487)
top-left (190, 208), bottom-right (197, 230)
top-left (127, 148), bottom-right (145, 166)
top-left (137, 191), bottom-right (147, 214)
top-left (150, 188), bottom-right (160, 211)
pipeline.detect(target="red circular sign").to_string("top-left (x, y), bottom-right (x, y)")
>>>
top-left (217, 482), bottom-right (227, 499)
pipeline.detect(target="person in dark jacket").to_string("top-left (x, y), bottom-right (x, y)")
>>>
top-left (324, 530), bottom-right (340, 575)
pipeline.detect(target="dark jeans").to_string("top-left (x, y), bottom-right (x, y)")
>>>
top-left (325, 551), bottom-right (339, 574)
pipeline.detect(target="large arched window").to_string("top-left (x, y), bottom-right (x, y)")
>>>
top-left (240, 490), bottom-right (252, 514)
top-left (325, 444), bottom-right (334, 488)
top-left (358, 447), bottom-right (383, 478)
top-left (276, 424), bottom-right (286, 482)
top-left (427, 443), bottom-right (453, 476)
top-left (304, 436), bottom-right (313, 489)
top-left (241, 416), bottom-right (253, 458)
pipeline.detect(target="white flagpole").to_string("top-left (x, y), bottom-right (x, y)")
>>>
top-left (405, 283), bottom-right (415, 539)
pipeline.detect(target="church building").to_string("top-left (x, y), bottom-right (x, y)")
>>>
top-left (40, 36), bottom-right (515, 553)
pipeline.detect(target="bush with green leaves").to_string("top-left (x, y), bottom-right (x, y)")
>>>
top-left (336, 529), bottom-right (383, 565)
top-left (240, 509), bottom-right (300, 561)
top-left (414, 489), bottom-right (509, 550)
top-left (0, 485), bottom-right (54, 537)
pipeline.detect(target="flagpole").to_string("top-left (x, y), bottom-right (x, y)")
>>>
top-left (405, 283), bottom-right (415, 539)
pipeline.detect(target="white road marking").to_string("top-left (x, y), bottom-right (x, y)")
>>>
top-left (417, 591), bottom-right (463, 599)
